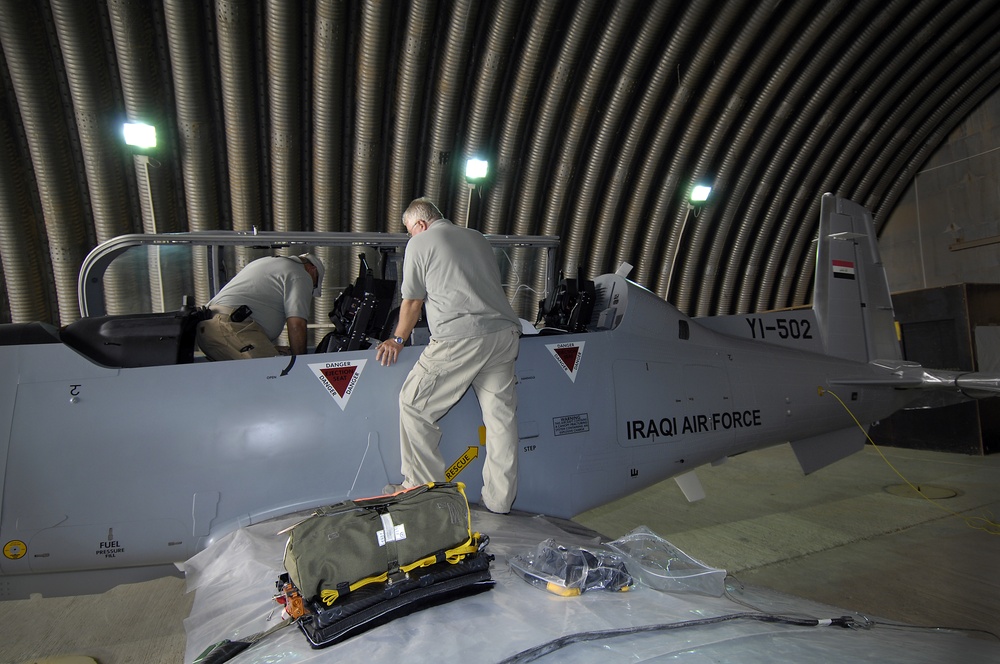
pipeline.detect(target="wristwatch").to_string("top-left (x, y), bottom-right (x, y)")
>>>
top-left (392, 336), bottom-right (404, 345)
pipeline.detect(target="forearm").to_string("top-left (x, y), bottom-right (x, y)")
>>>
top-left (392, 298), bottom-right (424, 341)
top-left (377, 299), bottom-right (422, 367)
top-left (286, 316), bottom-right (308, 355)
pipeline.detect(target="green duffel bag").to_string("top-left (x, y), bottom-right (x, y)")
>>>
top-left (282, 482), bottom-right (481, 606)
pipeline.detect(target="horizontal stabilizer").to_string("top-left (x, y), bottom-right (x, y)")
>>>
top-left (830, 361), bottom-right (1000, 398)
top-left (950, 373), bottom-right (1000, 397)
top-left (674, 470), bottom-right (706, 502)
top-left (790, 427), bottom-right (865, 475)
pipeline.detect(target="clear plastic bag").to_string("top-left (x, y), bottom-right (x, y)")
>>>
top-left (606, 526), bottom-right (726, 597)
top-left (508, 539), bottom-right (634, 596)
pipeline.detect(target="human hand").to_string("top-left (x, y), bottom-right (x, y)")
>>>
top-left (376, 339), bottom-right (401, 366)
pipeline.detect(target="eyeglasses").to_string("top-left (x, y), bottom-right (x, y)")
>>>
top-left (405, 219), bottom-right (426, 236)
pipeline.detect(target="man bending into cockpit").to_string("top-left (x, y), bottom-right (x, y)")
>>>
top-left (196, 253), bottom-right (325, 360)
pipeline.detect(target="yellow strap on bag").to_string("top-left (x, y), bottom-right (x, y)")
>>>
top-left (319, 534), bottom-right (483, 606)
top-left (284, 482), bottom-right (479, 605)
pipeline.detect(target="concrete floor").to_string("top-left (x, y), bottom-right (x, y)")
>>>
top-left (577, 443), bottom-right (1000, 640)
top-left (1, 443), bottom-right (998, 663)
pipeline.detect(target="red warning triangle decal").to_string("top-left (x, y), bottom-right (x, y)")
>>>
top-left (546, 341), bottom-right (585, 383)
top-left (309, 360), bottom-right (368, 410)
top-left (320, 365), bottom-right (358, 398)
top-left (554, 346), bottom-right (579, 371)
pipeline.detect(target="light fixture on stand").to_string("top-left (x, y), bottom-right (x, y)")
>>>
top-left (123, 121), bottom-right (166, 311)
top-left (665, 179), bottom-right (715, 295)
top-left (463, 157), bottom-right (489, 228)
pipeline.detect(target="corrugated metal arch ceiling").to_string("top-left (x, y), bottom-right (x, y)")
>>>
top-left (0, 0), bottom-right (998, 326)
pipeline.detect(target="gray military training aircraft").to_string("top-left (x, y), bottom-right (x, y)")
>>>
top-left (0, 193), bottom-right (997, 601)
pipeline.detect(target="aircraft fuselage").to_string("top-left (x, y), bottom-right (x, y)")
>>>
top-left (0, 275), bottom-right (903, 597)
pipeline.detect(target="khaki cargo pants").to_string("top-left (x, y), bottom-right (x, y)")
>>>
top-left (398, 327), bottom-right (520, 513)
top-left (196, 308), bottom-right (278, 361)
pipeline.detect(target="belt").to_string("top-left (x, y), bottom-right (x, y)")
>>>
top-left (210, 304), bottom-right (236, 316)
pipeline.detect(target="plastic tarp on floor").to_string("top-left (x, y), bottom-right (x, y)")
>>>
top-left (183, 508), bottom-right (998, 663)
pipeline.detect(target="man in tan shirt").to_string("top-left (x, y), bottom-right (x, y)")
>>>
top-left (377, 197), bottom-right (521, 513)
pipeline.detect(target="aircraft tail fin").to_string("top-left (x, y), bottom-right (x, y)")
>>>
top-left (813, 194), bottom-right (902, 363)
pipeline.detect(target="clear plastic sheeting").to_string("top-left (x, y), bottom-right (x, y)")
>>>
top-left (508, 539), bottom-right (634, 596)
top-left (607, 525), bottom-right (727, 597)
top-left (183, 509), bottom-right (1000, 663)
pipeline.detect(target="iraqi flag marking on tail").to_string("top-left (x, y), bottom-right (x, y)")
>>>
top-left (832, 259), bottom-right (856, 280)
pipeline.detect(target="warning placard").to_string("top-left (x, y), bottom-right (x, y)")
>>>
top-left (553, 413), bottom-right (590, 436)
top-left (310, 359), bottom-right (368, 410)
top-left (546, 341), bottom-right (585, 382)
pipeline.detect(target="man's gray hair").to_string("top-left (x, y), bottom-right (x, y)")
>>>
top-left (403, 197), bottom-right (443, 227)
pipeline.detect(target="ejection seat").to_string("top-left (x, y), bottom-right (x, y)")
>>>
top-left (535, 268), bottom-right (595, 334)
top-left (316, 255), bottom-right (397, 353)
